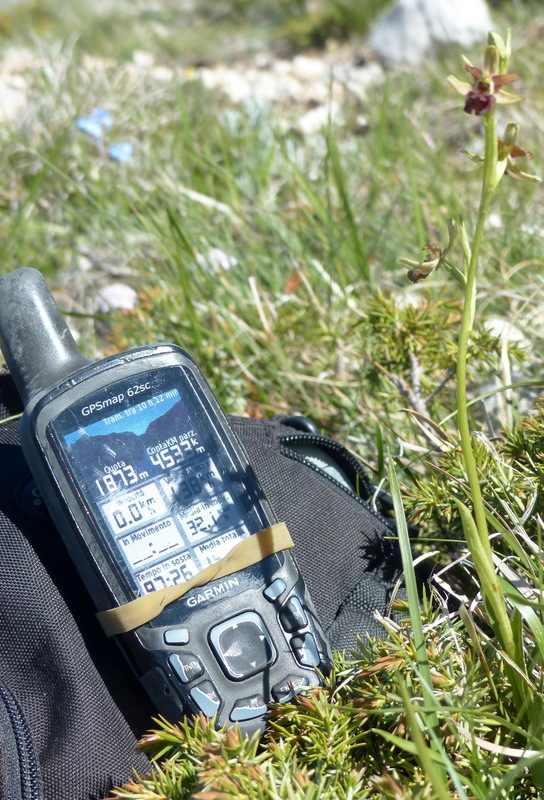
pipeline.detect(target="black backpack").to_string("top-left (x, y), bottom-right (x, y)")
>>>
top-left (0, 371), bottom-right (404, 800)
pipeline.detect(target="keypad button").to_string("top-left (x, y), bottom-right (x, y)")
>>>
top-left (279, 597), bottom-right (308, 632)
top-left (164, 627), bottom-right (190, 646)
top-left (291, 633), bottom-right (321, 667)
top-left (210, 612), bottom-right (276, 681)
top-left (190, 681), bottom-right (221, 718)
top-left (230, 695), bottom-right (267, 722)
top-left (169, 653), bottom-right (204, 684)
top-left (263, 578), bottom-right (286, 601)
top-left (271, 675), bottom-right (310, 703)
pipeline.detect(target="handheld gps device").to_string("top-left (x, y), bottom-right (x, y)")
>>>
top-left (0, 268), bottom-right (331, 736)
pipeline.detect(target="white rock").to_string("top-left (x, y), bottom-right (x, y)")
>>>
top-left (297, 102), bottom-right (344, 135)
top-left (483, 317), bottom-right (528, 348)
top-left (150, 65), bottom-right (175, 82)
top-left (196, 248), bottom-right (238, 273)
top-left (132, 50), bottom-right (155, 69)
top-left (199, 67), bottom-right (253, 104)
top-left (97, 283), bottom-right (138, 311)
top-left (521, 220), bottom-right (544, 237)
top-left (369, 0), bottom-right (493, 65)
top-left (0, 75), bottom-right (28, 123)
top-left (0, 48), bottom-right (37, 123)
top-left (291, 54), bottom-right (328, 82)
top-left (197, 51), bottom-right (383, 113)
top-left (487, 212), bottom-right (503, 230)
top-left (339, 62), bottom-right (384, 101)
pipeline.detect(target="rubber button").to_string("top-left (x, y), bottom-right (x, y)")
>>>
top-left (190, 681), bottom-right (221, 717)
top-left (164, 627), bottom-right (190, 646)
top-left (230, 695), bottom-right (267, 722)
top-left (291, 633), bottom-right (321, 667)
top-left (271, 675), bottom-right (310, 703)
top-left (169, 653), bottom-right (204, 684)
top-left (279, 597), bottom-right (308, 632)
top-left (209, 611), bottom-right (276, 681)
top-left (263, 579), bottom-right (286, 601)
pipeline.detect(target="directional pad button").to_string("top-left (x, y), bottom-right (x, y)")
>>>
top-left (209, 612), bottom-right (276, 681)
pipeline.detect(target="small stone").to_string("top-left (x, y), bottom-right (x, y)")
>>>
top-left (196, 248), bottom-right (238, 273)
top-left (151, 65), bottom-right (174, 82)
top-left (132, 50), bottom-right (155, 68)
top-left (97, 283), bottom-right (138, 311)
top-left (291, 54), bottom-right (328, 82)
top-left (0, 75), bottom-right (28, 123)
top-left (199, 67), bottom-right (253, 104)
top-left (297, 102), bottom-right (343, 135)
top-left (483, 318), bottom-right (528, 348)
top-left (339, 62), bottom-right (384, 101)
top-left (0, 48), bottom-right (35, 123)
top-left (487, 213), bottom-right (503, 230)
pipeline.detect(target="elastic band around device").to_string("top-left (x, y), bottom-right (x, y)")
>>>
top-left (96, 522), bottom-right (294, 637)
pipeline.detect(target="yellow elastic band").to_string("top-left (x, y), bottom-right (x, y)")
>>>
top-left (96, 522), bottom-right (293, 637)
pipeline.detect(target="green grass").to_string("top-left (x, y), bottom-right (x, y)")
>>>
top-left (2, 0), bottom-right (544, 797)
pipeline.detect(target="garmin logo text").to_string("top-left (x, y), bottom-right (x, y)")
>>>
top-left (185, 577), bottom-right (240, 607)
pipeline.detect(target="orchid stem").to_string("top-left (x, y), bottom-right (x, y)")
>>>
top-left (455, 112), bottom-right (516, 659)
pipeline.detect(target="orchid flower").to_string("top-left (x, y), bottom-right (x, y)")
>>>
top-left (447, 45), bottom-right (522, 116)
top-left (397, 219), bottom-right (461, 284)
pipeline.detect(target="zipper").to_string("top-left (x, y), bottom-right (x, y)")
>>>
top-left (0, 683), bottom-right (43, 800)
top-left (279, 433), bottom-right (396, 530)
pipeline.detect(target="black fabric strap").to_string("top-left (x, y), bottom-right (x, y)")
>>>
top-left (0, 373), bottom-right (151, 800)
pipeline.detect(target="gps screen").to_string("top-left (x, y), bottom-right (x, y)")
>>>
top-left (49, 367), bottom-right (268, 597)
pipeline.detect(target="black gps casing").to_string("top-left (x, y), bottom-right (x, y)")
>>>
top-left (0, 268), bottom-right (331, 737)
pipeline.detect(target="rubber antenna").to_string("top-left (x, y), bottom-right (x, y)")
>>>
top-left (0, 268), bottom-right (90, 405)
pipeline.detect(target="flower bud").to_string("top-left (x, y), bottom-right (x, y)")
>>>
top-left (502, 121), bottom-right (520, 149)
top-left (484, 45), bottom-right (500, 76)
top-left (488, 31), bottom-right (511, 72)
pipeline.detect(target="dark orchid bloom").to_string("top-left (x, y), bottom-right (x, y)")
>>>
top-left (448, 46), bottom-right (522, 116)
top-left (463, 64), bottom-right (519, 115)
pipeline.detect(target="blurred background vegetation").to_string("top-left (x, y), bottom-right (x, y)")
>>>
top-left (0, 0), bottom-right (536, 59)
top-left (0, 0), bottom-right (403, 60)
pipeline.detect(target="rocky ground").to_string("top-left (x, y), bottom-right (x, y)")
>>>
top-left (0, 39), bottom-right (386, 130)
top-left (0, 0), bottom-right (496, 125)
